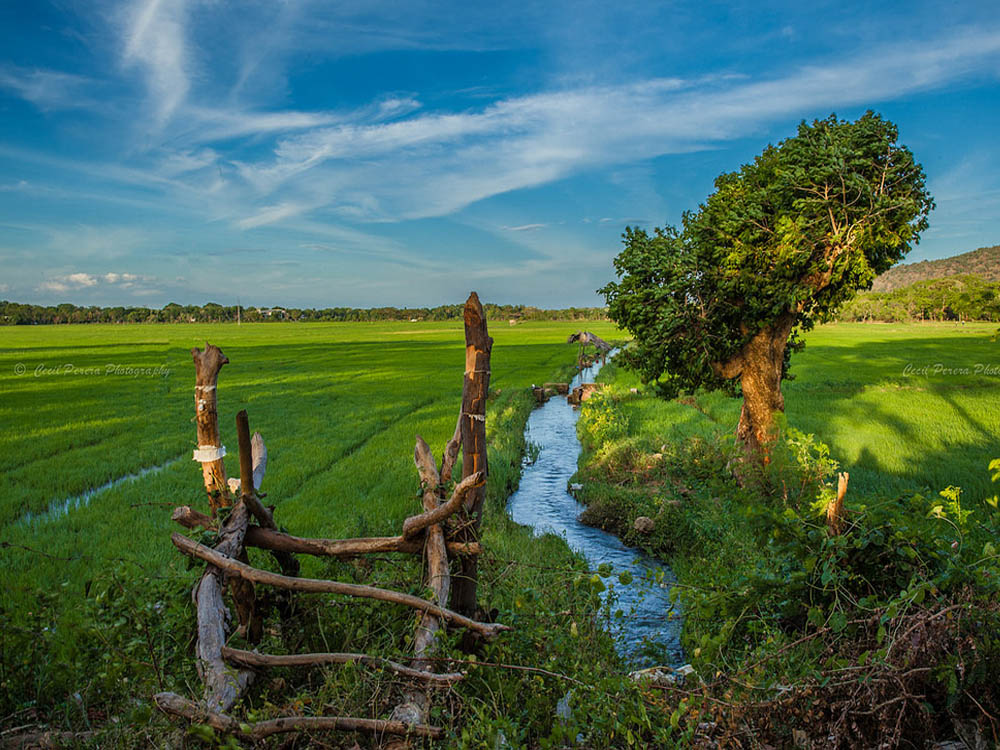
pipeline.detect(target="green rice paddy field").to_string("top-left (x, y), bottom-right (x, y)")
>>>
top-left (0, 319), bottom-right (998, 742)
top-left (0, 320), bottom-right (620, 590)
top-left (606, 321), bottom-right (1000, 501)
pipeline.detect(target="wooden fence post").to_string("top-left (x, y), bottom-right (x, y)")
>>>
top-left (450, 292), bottom-right (492, 617)
top-left (192, 344), bottom-right (231, 516)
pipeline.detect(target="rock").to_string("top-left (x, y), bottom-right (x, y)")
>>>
top-left (578, 382), bottom-right (603, 402)
top-left (628, 663), bottom-right (698, 687)
top-left (531, 386), bottom-right (549, 405)
top-left (633, 516), bottom-right (655, 533)
top-left (569, 483), bottom-right (583, 492)
top-left (555, 690), bottom-right (573, 720)
top-left (543, 382), bottom-right (569, 394)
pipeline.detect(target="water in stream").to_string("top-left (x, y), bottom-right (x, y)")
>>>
top-left (506, 358), bottom-right (684, 667)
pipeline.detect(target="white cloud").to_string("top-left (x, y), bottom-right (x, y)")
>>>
top-left (214, 28), bottom-right (1000, 224)
top-left (236, 201), bottom-right (310, 230)
top-left (37, 271), bottom-right (152, 294)
top-left (504, 223), bottom-right (547, 232)
top-left (121, 0), bottom-right (191, 125)
top-left (0, 66), bottom-right (95, 110)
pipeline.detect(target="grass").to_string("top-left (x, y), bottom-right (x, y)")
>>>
top-left (3, 319), bottom-right (674, 747)
top-left (596, 321), bottom-right (1000, 500)
top-left (0, 321), bottom-right (616, 578)
top-left (5, 319), bottom-right (996, 746)
top-left (572, 321), bottom-right (1000, 747)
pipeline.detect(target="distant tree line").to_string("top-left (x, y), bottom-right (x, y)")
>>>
top-left (0, 300), bottom-right (608, 325)
top-left (837, 275), bottom-right (1000, 322)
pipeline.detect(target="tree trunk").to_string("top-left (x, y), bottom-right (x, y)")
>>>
top-left (449, 292), bottom-right (492, 617)
top-left (735, 316), bottom-right (793, 457)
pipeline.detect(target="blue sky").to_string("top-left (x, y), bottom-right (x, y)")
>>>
top-left (1, 1), bottom-right (999, 309)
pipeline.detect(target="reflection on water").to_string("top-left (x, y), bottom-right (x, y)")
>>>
top-left (506, 356), bottom-right (683, 666)
top-left (16, 455), bottom-right (183, 526)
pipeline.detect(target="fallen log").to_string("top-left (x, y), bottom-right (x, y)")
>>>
top-left (400, 470), bottom-right (484, 539)
top-left (172, 533), bottom-right (508, 639)
top-left (153, 692), bottom-right (443, 740)
top-left (221, 646), bottom-right (463, 686)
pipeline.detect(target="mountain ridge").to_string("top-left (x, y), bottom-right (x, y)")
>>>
top-left (873, 244), bottom-right (1000, 292)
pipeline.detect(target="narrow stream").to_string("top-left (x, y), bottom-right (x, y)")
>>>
top-left (506, 357), bottom-right (684, 667)
top-left (15, 455), bottom-right (184, 527)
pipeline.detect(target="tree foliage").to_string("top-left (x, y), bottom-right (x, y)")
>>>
top-left (0, 300), bottom-right (607, 325)
top-left (838, 274), bottom-right (1000, 322)
top-left (602, 112), bottom-right (934, 450)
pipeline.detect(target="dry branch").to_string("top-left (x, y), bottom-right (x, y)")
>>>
top-left (236, 410), bottom-right (299, 578)
top-left (154, 692), bottom-right (443, 740)
top-left (440, 411), bottom-right (462, 484)
top-left (401, 470), bottom-right (484, 539)
top-left (390, 437), bottom-right (454, 737)
top-left (220, 646), bottom-right (463, 685)
top-left (172, 532), bottom-right (508, 638)
top-left (243, 524), bottom-right (482, 558)
top-left (172, 507), bottom-right (481, 558)
top-left (173, 505), bottom-right (214, 530)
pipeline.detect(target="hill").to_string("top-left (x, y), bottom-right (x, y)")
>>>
top-left (872, 244), bottom-right (1000, 291)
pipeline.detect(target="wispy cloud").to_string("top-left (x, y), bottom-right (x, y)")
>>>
top-left (235, 201), bottom-right (311, 230)
top-left (216, 28), bottom-right (1000, 223)
top-left (121, 0), bottom-right (191, 125)
top-left (0, 66), bottom-right (96, 110)
top-left (504, 223), bottom-right (548, 231)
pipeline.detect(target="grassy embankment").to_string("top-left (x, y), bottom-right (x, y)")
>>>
top-left (0, 320), bottom-right (700, 748)
top-left (573, 321), bottom-right (1000, 746)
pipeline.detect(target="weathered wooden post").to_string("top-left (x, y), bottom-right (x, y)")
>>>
top-left (192, 344), bottom-right (231, 515)
top-left (387, 438), bottom-right (453, 743)
top-left (827, 472), bottom-right (849, 536)
top-left (450, 292), bottom-right (492, 616)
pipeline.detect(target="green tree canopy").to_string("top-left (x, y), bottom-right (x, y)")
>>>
top-left (601, 112), bottom-right (933, 455)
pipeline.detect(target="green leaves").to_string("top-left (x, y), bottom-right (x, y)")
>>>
top-left (602, 112), bottom-right (933, 402)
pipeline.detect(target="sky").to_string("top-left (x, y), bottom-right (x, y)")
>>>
top-left (1, 1), bottom-right (999, 309)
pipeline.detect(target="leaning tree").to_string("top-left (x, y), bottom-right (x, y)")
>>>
top-left (601, 112), bottom-right (933, 457)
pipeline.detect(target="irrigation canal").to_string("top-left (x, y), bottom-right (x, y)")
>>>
top-left (506, 356), bottom-right (684, 667)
